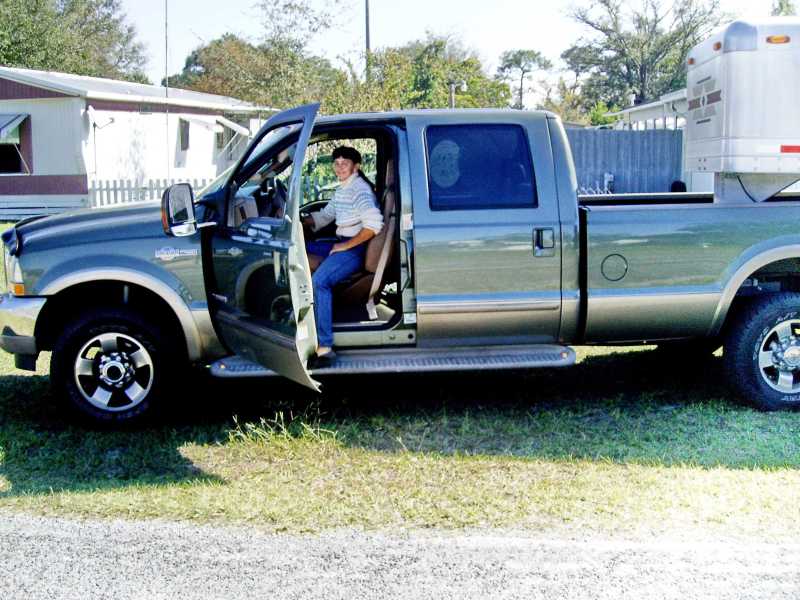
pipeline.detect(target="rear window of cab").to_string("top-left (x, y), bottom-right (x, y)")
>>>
top-left (425, 124), bottom-right (537, 211)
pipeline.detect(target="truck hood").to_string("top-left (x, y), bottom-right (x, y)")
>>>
top-left (16, 201), bottom-right (165, 251)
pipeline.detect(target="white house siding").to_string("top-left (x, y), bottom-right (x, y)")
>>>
top-left (84, 108), bottom-right (243, 183)
top-left (0, 68), bottom-right (274, 217)
top-left (4, 97), bottom-right (86, 174)
top-left (0, 96), bottom-right (89, 215)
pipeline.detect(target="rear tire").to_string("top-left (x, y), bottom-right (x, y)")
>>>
top-left (723, 292), bottom-right (800, 411)
top-left (51, 307), bottom-right (178, 425)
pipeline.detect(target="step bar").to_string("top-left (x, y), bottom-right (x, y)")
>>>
top-left (209, 344), bottom-right (575, 378)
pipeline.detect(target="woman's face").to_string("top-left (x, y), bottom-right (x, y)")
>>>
top-left (333, 157), bottom-right (359, 181)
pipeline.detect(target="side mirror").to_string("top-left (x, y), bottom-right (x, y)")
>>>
top-left (161, 183), bottom-right (197, 237)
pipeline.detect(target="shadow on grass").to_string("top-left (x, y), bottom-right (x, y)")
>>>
top-left (0, 374), bottom-right (225, 499)
top-left (2, 347), bottom-right (800, 501)
top-left (169, 347), bottom-right (800, 470)
top-left (310, 349), bottom-right (800, 469)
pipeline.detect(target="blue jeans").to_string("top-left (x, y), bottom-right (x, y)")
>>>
top-left (309, 238), bottom-right (366, 347)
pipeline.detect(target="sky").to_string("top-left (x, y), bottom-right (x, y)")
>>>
top-left (123, 0), bottom-right (780, 88)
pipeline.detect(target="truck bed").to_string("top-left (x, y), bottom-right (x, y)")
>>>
top-left (579, 192), bottom-right (712, 206)
top-left (578, 192), bottom-right (800, 206)
top-left (581, 199), bottom-right (800, 343)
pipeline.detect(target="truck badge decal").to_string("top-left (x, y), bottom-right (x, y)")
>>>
top-left (689, 82), bottom-right (722, 126)
top-left (688, 90), bottom-right (722, 111)
top-left (155, 247), bottom-right (199, 261)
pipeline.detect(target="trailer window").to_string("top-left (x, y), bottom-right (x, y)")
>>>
top-left (0, 114), bottom-right (31, 174)
top-left (425, 124), bottom-right (536, 211)
top-left (179, 119), bottom-right (190, 151)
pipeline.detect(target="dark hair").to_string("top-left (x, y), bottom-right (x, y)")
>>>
top-left (332, 146), bottom-right (362, 164)
top-left (332, 145), bottom-right (374, 192)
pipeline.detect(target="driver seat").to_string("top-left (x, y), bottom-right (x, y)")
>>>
top-left (337, 159), bottom-right (398, 320)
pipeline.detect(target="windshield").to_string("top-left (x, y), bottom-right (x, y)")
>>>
top-left (195, 122), bottom-right (302, 200)
top-left (196, 165), bottom-right (234, 199)
top-left (242, 122), bottom-right (302, 171)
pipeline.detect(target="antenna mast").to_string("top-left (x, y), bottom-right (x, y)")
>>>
top-left (165, 0), bottom-right (171, 180)
top-left (365, 0), bottom-right (371, 82)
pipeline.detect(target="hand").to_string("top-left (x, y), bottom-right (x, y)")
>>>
top-left (329, 243), bottom-right (347, 255)
top-left (301, 215), bottom-right (314, 228)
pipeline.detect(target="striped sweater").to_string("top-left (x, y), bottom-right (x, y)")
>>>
top-left (311, 173), bottom-right (383, 237)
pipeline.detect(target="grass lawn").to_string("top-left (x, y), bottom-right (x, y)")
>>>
top-left (1, 344), bottom-right (800, 539)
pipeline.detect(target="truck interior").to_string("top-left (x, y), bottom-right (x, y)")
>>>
top-left (226, 123), bottom-right (404, 343)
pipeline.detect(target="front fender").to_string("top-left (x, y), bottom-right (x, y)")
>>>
top-left (40, 267), bottom-right (208, 360)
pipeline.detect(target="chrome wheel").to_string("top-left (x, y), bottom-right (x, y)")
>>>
top-left (757, 318), bottom-right (800, 396)
top-left (73, 332), bottom-right (154, 412)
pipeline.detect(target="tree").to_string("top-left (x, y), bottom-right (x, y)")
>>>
top-left (496, 50), bottom-right (552, 109)
top-left (255, 0), bottom-right (344, 51)
top-left (166, 1), bottom-right (346, 110)
top-left (308, 35), bottom-right (511, 113)
top-left (166, 34), bottom-right (342, 110)
top-left (538, 77), bottom-right (590, 124)
top-left (772, 0), bottom-right (797, 15)
top-left (364, 36), bottom-right (511, 111)
top-left (564, 0), bottom-right (723, 108)
top-left (588, 101), bottom-right (618, 126)
top-left (0, 0), bottom-right (147, 82)
top-left (168, 30), bottom-right (510, 114)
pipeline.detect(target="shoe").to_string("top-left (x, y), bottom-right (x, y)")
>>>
top-left (309, 350), bottom-right (337, 369)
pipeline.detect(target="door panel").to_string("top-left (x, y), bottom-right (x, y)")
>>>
top-left (207, 103), bottom-right (319, 389)
top-left (407, 114), bottom-right (562, 346)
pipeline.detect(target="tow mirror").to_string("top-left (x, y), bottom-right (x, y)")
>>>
top-left (161, 183), bottom-right (197, 237)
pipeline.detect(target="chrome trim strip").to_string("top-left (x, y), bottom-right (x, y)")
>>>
top-left (418, 297), bottom-right (560, 314)
top-left (712, 244), bottom-right (800, 336)
top-left (0, 293), bottom-right (46, 339)
top-left (585, 289), bottom-right (720, 342)
top-left (190, 304), bottom-right (226, 360)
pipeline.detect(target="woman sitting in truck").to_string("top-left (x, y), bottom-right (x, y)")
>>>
top-left (301, 146), bottom-right (383, 365)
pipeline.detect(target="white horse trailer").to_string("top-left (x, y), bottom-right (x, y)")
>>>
top-left (686, 17), bottom-right (800, 203)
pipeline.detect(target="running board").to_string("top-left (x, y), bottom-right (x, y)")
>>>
top-left (209, 345), bottom-right (575, 378)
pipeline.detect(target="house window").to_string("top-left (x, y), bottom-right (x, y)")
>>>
top-left (0, 114), bottom-right (31, 174)
top-left (179, 119), bottom-right (190, 151)
top-left (214, 126), bottom-right (240, 161)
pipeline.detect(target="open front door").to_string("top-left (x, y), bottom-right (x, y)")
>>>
top-left (206, 103), bottom-right (320, 389)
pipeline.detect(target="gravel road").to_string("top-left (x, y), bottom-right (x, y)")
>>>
top-left (1, 512), bottom-right (798, 600)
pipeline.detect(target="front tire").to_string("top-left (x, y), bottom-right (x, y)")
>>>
top-left (724, 292), bottom-right (800, 411)
top-left (51, 308), bottom-right (176, 425)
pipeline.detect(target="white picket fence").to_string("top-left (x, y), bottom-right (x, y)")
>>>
top-left (88, 172), bottom-right (372, 209)
top-left (89, 178), bottom-right (212, 208)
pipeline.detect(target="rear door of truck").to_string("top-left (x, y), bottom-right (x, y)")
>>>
top-left (406, 112), bottom-right (562, 346)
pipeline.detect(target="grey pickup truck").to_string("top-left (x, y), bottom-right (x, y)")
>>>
top-left (3, 102), bottom-right (800, 423)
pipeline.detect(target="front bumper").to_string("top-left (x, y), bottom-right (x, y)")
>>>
top-left (0, 293), bottom-right (45, 357)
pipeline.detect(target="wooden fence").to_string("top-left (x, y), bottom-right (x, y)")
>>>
top-left (89, 178), bottom-right (213, 208)
top-left (567, 129), bottom-right (684, 194)
top-left (89, 175), bottom-right (341, 208)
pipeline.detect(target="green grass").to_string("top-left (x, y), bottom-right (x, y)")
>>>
top-left (1, 345), bottom-right (800, 539)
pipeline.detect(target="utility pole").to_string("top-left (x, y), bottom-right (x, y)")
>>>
top-left (365, 0), bottom-right (372, 82)
top-left (448, 79), bottom-right (467, 109)
top-left (164, 0), bottom-right (170, 180)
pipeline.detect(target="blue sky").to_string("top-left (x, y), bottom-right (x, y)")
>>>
top-left (123, 0), bottom-right (777, 86)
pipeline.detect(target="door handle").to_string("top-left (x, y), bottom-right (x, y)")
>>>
top-left (533, 228), bottom-right (555, 257)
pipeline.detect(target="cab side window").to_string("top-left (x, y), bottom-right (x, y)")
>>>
top-left (425, 124), bottom-right (537, 211)
top-left (301, 139), bottom-right (377, 206)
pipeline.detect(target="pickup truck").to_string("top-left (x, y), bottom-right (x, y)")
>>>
top-left (3, 102), bottom-right (800, 423)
